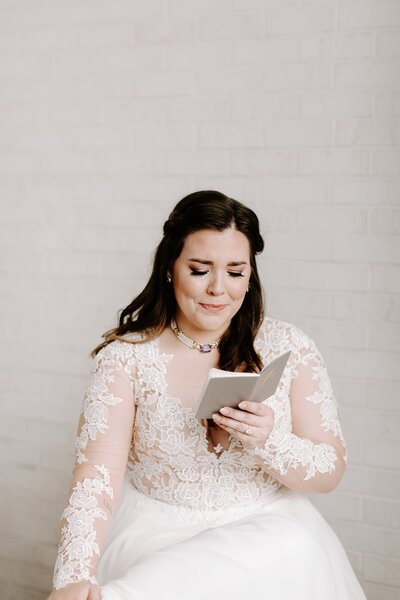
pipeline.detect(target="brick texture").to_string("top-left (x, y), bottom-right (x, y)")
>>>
top-left (0, 1), bottom-right (399, 598)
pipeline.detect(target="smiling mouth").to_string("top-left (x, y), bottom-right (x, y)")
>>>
top-left (200, 303), bottom-right (226, 310)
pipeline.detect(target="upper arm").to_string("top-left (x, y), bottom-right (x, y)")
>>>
top-left (289, 338), bottom-right (346, 463)
top-left (73, 342), bottom-right (136, 479)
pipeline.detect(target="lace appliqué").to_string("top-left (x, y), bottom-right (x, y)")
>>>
top-left (305, 356), bottom-right (346, 452)
top-left (127, 338), bottom-right (280, 513)
top-left (52, 317), bottom-right (347, 585)
top-left (53, 342), bottom-right (134, 590)
top-left (253, 319), bottom-right (346, 480)
top-left (252, 430), bottom-right (338, 480)
top-left (53, 466), bottom-right (112, 589)
top-left (75, 348), bottom-right (129, 465)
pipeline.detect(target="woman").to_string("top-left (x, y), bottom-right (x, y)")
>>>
top-left (48, 191), bottom-right (366, 599)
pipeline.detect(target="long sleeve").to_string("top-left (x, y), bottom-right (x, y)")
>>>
top-left (251, 329), bottom-right (347, 493)
top-left (52, 341), bottom-right (136, 590)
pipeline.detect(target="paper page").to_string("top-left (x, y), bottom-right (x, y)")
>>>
top-left (195, 351), bottom-right (291, 419)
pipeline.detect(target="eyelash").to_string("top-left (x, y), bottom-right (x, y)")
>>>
top-left (190, 269), bottom-right (245, 278)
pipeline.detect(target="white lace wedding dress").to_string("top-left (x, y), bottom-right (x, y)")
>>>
top-left (52, 317), bottom-right (366, 599)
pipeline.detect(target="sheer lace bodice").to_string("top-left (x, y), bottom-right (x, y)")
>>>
top-left (52, 317), bottom-right (346, 590)
top-left (127, 333), bottom-right (281, 510)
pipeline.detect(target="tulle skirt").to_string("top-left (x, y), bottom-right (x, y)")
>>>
top-left (97, 475), bottom-right (366, 600)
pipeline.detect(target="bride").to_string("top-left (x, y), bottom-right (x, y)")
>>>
top-left (47, 190), bottom-right (366, 599)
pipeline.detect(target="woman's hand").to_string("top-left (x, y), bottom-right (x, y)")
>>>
top-left (211, 401), bottom-right (274, 450)
top-left (46, 581), bottom-right (101, 600)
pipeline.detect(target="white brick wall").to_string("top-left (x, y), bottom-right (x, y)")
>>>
top-left (0, 1), bottom-right (399, 598)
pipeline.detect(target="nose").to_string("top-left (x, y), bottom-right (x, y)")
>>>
top-left (206, 272), bottom-right (224, 296)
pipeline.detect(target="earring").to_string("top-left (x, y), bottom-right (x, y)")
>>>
top-left (167, 275), bottom-right (172, 283)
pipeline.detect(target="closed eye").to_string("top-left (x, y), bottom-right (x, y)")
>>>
top-left (190, 268), bottom-right (245, 278)
top-left (228, 271), bottom-right (245, 277)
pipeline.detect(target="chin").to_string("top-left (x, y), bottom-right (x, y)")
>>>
top-left (197, 315), bottom-right (231, 331)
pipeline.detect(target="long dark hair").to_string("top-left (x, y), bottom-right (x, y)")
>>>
top-left (92, 190), bottom-right (265, 372)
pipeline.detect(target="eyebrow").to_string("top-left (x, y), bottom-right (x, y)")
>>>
top-left (188, 258), bottom-right (248, 266)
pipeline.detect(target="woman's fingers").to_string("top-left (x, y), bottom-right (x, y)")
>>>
top-left (212, 413), bottom-right (255, 432)
top-left (216, 422), bottom-right (261, 449)
top-left (211, 401), bottom-right (275, 449)
top-left (238, 401), bottom-right (273, 417)
top-left (212, 402), bottom-right (273, 427)
top-left (212, 411), bottom-right (257, 428)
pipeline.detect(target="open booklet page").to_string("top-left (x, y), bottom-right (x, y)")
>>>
top-left (195, 351), bottom-right (291, 419)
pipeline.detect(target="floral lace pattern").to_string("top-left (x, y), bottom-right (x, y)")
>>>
top-left (75, 349), bottom-right (131, 465)
top-left (251, 320), bottom-right (346, 479)
top-left (127, 338), bottom-right (280, 512)
top-left (53, 342), bottom-right (136, 590)
top-left (252, 430), bottom-right (339, 480)
top-left (126, 318), bottom-right (345, 510)
top-left (53, 466), bottom-right (111, 589)
top-left (53, 317), bottom-right (346, 589)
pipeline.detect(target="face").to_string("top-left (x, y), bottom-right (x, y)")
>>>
top-left (170, 227), bottom-right (251, 340)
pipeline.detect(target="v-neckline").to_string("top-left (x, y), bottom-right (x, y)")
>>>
top-left (151, 336), bottom-right (236, 459)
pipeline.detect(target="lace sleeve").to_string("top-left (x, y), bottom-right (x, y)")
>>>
top-left (252, 332), bottom-right (347, 492)
top-left (52, 341), bottom-right (135, 590)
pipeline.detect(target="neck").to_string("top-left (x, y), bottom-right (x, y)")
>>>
top-left (173, 317), bottom-right (226, 345)
top-left (170, 318), bottom-right (222, 353)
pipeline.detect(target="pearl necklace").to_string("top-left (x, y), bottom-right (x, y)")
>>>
top-left (170, 319), bottom-right (220, 353)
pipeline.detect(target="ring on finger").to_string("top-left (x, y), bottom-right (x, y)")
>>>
top-left (245, 426), bottom-right (252, 436)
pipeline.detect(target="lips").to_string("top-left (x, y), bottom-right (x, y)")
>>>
top-left (200, 303), bottom-right (226, 311)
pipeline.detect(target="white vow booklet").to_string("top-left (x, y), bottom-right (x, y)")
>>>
top-left (195, 351), bottom-right (292, 419)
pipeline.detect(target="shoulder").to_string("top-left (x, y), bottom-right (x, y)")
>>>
top-left (93, 328), bottom-right (158, 366)
top-left (255, 316), bottom-right (318, 361)
top-left (92, 334), bottom-right (145, 375)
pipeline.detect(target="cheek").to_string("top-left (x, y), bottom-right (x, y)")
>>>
top-left (230, 280), bottom-right (249, 300)
top-left (174, 275), bottom-right (202, 298)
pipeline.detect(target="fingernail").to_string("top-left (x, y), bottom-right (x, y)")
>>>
top-left (239, 402), bottom-right (246, 409)
top-left (220, 407), bottom-right (229, 415)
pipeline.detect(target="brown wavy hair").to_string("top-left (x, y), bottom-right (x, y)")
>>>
top-left (91, 190), bottom-right (265, 372)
